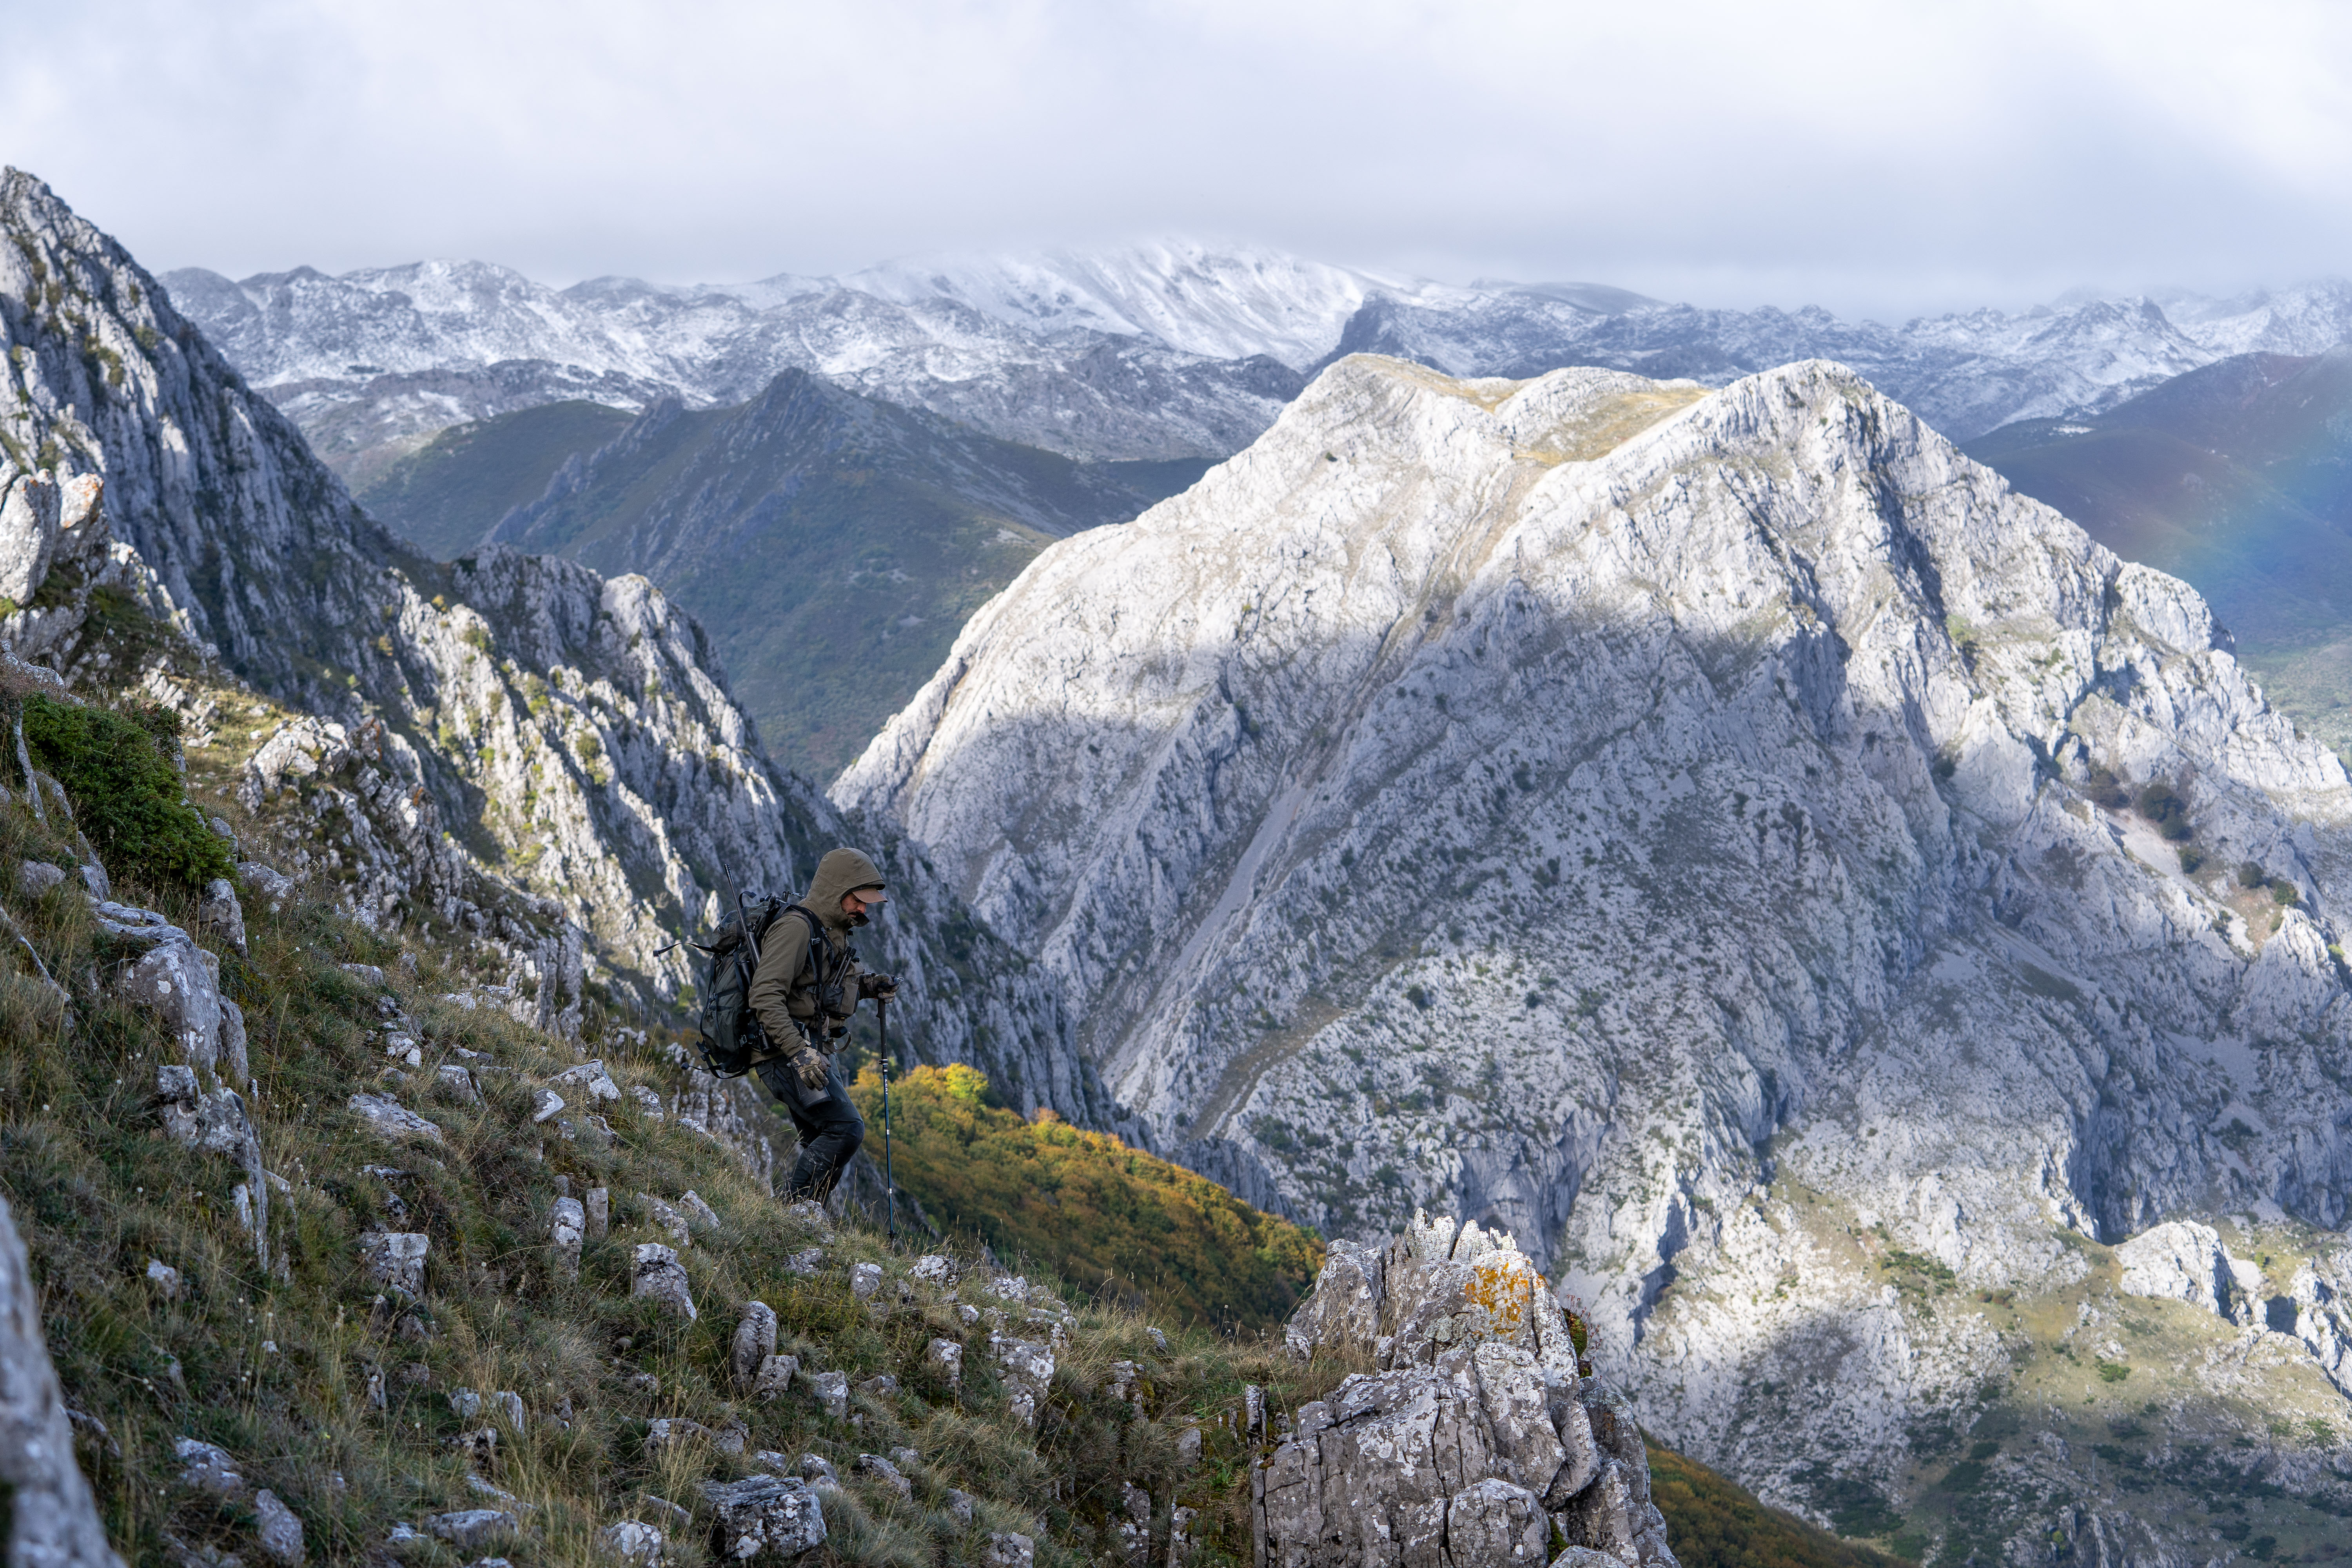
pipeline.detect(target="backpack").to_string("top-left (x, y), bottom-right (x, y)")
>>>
top-left (693, 897), bottom-right (829, 1078)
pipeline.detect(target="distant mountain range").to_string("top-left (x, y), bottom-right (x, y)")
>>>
top-left (165, 246), bottom-right (2352, 473)
top-left (165, 247), bottom-right (2352, 778)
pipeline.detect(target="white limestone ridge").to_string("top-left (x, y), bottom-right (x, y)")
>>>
top-left (838, 352), bottom-right (2352, 1543)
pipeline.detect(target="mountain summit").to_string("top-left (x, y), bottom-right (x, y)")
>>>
top-left (838, 352), bottom-right (2352, 1557)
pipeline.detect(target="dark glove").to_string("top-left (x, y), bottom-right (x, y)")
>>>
top-left (857, 972), bottom-right (898, 1000)
top-left (791, 1048), bottom-right (830, 1091)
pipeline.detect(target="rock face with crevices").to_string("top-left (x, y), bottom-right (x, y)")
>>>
top-left (840, 352), bottom-right (2352, 1547)
top-left (1261, 1212), bottom-right (1670, 1568)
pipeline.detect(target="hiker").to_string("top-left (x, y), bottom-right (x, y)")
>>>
top-left (747, 847), bottom-right (898, 1202)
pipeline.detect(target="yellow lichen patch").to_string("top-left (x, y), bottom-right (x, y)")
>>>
top-left (1466, 1250), bottom-right (1544, 1338)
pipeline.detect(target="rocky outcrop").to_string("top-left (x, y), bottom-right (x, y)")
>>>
top-left (840, 352), bottom-right (2352, 1543)
top-left (1265, 1212), bottom-right (1671, 1568)
top-left (0, 1193), bottom-right (127, 1566)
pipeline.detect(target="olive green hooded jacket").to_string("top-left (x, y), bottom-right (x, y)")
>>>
top-left (746, 847), bottom-right (882, 1059)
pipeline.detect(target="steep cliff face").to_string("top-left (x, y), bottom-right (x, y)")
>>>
top-left (838, 353), bottom-right (2352, 1552)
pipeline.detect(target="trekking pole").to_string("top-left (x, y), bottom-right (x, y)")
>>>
top-left (878, 994), bottom-right (897, 1243)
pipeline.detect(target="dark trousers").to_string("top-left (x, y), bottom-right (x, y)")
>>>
top-left (755, 1056), bottom-right (866, 1202)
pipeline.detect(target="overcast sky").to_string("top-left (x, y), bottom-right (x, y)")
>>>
top-left (5, 0), bottom-right (2350, 321)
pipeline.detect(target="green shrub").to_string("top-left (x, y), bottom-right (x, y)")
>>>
top-left (18, 694), bottom-right (232, 890)
top-left (850, 1063), bottom-right (1324, 1329)
top-left (2239, 861), bottom-right (2268, 889)
top-left (2178, 846), bottom-right (2205, 874)
top-left (2272, 881), bottom-right (2300, 907)
top-left (2097, 1359), bottom-right (2132, 1383)
top-left (2136, 782), bottom-right (2192, 841)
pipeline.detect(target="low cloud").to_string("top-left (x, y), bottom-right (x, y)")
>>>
top-left (6, 0), bottom-right (2348, 318)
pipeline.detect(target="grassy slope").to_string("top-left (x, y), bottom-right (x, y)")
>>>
top-left (1646, 1446), bottom-right (1906, 1568)
top-left (846, 1064), bottom-right (1325, 1332)
top-left (0, 673), bottom-right (1318, 1566)
top-left (356, 401), bottom-right (635, 560)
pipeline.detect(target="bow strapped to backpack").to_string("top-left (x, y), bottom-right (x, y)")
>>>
top-left (691, 894), bottom-right (856, 1078)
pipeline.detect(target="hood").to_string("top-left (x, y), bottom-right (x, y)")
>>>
top-left (803, 847), bottom-right (885, 931)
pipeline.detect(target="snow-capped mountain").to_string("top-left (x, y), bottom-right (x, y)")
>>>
top-left (837, 352), bottom-right (2352, 1559)
top-left (167, 244), bottom-right (2352, 480)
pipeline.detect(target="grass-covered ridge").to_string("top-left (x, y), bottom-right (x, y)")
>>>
top-left (846, 1064), bottom-right (1326, 1332)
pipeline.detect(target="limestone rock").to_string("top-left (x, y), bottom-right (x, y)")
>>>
top-left (700, 1474), bottom-right (827, 1559)
top-left (196, 878), bottom-right (246, 955)
top-left (584, 1185), bottom-right (609, 1239)
top-left (145, 1259), bottom-right (181, 1299)
top-left (597, 1520), bottom-right (666, 1562)
top-left (630, 1243), bottom-right (695, 1320)
top-left (553, 1059), bottom-right (620, 1102)
top-left (849, 1261), bottom-right (884, 1299)
top-left (116, 925), bottom-right (222, 1073)
top-left (17, 859), bottom-right (64, 896)
top-left (641, 1194), bottom-right (689, 1247)
top-left (752, 1354), bottom-right (798, 1402)
top-left (174, 1437), bottom-right (244, 1496)
top-left (252, 1487), bottom-right (304, 1565)
top-left (984, 1532), bottom-right (1035, 1568)
top-left (359, 1232), bottom-right (429, 1296)
top-left (925, 1337), bottom-right (963, 1390)
top-left (851, 1452), bottom-right (912, 1499)
top-left (731, 1300), bottom-right (778, 1392)
top-left (0, 1194), bottom-right (127, 1565)
top-left (426, 1509), bottom-right (517, 1550)
top-left (807, 1370), bottom-right (849, 1420)
top-left (989, 1334), bottom-right (1054, 1428)
top-left (678, 1190), bottom-right (719, 1232)
top-left (1258, 1226), bottom-right (1668, 1567)
top-left (2115, 1220), bottom-right (2239, 1320)
top-left (347, 1093), bottom-right (445, 1144)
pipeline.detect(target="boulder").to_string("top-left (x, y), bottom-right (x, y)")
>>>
top-left (630, 1244), bottom-right (696, 1320)
top-left (359, 1232), bottom-right (429, 1296)
top-left (753, 1354), bottom-right (798, 1402)
top-left (852, 1452), bottom-right (912, 1500)
top-left (990, 1333), bottom-right (1055, 1428)
top-left (701, 1475), bottom-right (827, 1559)
top-left (807, 1369), bottom-right (849, 1420)
top-left (925, 1337), bottom-right (964, 1390)
top-left (985, 1532), bottom-right (1035, 1567)
top-left (425, 1509), bottom-right (517, 1549)
top-left (597, 1519), bottom-right (666, 1562)
top-left (253, 1487), bottom-right (305, 1565)
top-left (17, 860), bottom-right (65, 896)
top-left (195, 878), bottom-right (247, 956)
top-left (732, 1301), bottom-right (778, 1392)
top-left (348, 1093), bottom-right (445, 1144)
top-left (116, 927), bottom-right (223, 1074)
top-left (0, 469), bottom-right (61, 605)
top-left (553, 1060), bottom-right (621, 1101)
top-left (174, 1437), bottom-right (244, 1495)
top-left (549, 1197), bottom-right (585, 1279)
top-left (2115, 1220), bottom-right (2239, 1320)
top-left (850, 1261), bottom-right (884, 1299)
